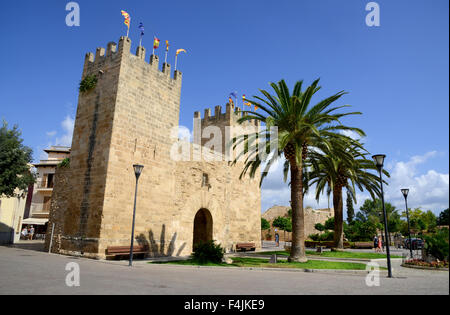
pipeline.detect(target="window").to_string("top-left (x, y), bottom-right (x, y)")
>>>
top-left (46, 174), bottom-right (54, 188)
top-left (202, 173), bottom-right (209, 187)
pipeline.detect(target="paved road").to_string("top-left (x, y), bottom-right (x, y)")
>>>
top-left (0, 245), bottom-right (448, 295)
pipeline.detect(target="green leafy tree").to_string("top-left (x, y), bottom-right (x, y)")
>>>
top-left (437, 208), bottom-right (449, 226)
top-left (233, 79), bottom-right (362, 262)
top-left (314, 223), bottom-right (326, 232)
top-left (261, 218), bottom-right (270, 231)
top-left (0, 121), bottom-right (34, 197)
top-left (324, 217), bottom-right (335, 230)
top-left (423, 228), bottom-right (449, 261)
top-left (359, 198), bottom-right (401, 234)
top-left (273, 216), bottom-right (292, 241)
top-left (402, 208), bottom-right (438, 235)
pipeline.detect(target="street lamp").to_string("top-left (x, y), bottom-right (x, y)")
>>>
top-left (129, 164), bottom-right (144, 267)
top-left (401, 188), bottom-right (413, 259)
top-left (372, 154), bottom-right (393, 278)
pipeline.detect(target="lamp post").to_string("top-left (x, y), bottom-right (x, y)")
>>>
top-left (401, 188), bottom-right (413, 259)
top-left (372, 154), bottom-right (392, 278)
top-left (129, 164), bottom-right (144, 267)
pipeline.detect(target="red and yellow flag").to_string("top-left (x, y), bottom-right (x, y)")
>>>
top-left (121, 10), bottom-right (130, 28)
top-left (243, 94), bottom-right (251, 106)
top-left (165, 40), bottom-right (170, 52)
top-left (176, 49), bottom-right (187, 56)
top-left (228, 97), bottom-right (234, 108)
top-left (153, 37), bottom-right (160, 49)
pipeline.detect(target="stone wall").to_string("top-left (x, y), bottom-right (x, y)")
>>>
top-left (47, 37), bottom-right (261, 259)
top-left (262, 206), bottom-right (334, 242)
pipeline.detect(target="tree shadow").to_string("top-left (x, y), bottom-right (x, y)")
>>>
top-left (136, 224), bottom-right (186, 258)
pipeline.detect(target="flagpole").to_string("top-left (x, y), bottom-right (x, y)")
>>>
top-left (175, 55), bottom-right (178, 71)
top-left (165, 51), bottom-right (168, 64)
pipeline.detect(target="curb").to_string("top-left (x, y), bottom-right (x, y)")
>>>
top-left (144, 262), bottom-right (384, 275)
top-left (400, 264), bottom-right (449, 272)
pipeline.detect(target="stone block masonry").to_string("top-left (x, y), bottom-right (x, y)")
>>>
top-left (46, 37), bottom-right (261, 259)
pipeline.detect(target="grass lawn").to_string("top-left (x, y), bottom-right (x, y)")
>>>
top-left (260, 250), bottom-right (402, 259)
top-left (152, 257), bottom-right (369, 270)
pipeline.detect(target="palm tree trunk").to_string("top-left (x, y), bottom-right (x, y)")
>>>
top-left (333, 187), bottom-right (344, 249)
top-left (288, 160), bottom-right (307, 262)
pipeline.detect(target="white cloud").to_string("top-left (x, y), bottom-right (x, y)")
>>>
top-left (340, 129), bottom-right (367, 143)
top-left (46, 130), bottom-right (57, 137)
top-left (54, 115), bottom-right (75, 147)
top-left (383, 152), bottom-right (449, 214)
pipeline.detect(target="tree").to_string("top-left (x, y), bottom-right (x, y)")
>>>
top-left (437, 208), bottom-right (449, 226)
top-left (402, 208), bottom-right (438, 235)
top-left (0, 121), bottom-right (34, 197)
top-left (261, 218), bottom-right (270, 231)
top-left (305, 140), bottom-right (387, 249)
top-left (359, 198), bottom-right (401, 234)
top-left (272, 216), bottom-right (291, 241)
top-left (346, 189), bottom-right (355, 224)
top-left (233, 79), bottom-right (362, 262)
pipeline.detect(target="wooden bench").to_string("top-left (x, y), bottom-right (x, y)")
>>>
top-left (106, 245), bottom-right (149, 259)
top-left (236, 243), bottom-right (256, 252)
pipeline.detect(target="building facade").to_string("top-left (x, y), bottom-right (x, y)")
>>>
top-left (22, 146), bottom-right (70, 237)
top-left (0, 190), bottom-right (28, 244)
top-left (46, 37), bottom-right (261, 259)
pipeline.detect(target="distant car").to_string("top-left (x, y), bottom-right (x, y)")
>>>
top-left (404, 238), bottom-right (424, 250)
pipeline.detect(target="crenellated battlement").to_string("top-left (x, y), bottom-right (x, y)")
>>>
top-left (82, 36), bottom-right (182, 82)
top-left (194, 103), bottom-right (260, 127)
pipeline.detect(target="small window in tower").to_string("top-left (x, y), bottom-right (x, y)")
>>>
top-left (202, 173), bottom-right (210, 188)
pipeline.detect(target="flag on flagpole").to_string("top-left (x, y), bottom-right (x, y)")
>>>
top-left (228, 97), bottom-right (234, 108)
top-left (176, 49), bottom-right (187, 56)
top-left (152, 37), bottom-right (160, 55)
top-left (174, 49), bottom-right (187, 71)
top-left (138, 22), bottom-right (144, 46)
top-left (121, 10), bottom-right (131, 36)
top-left (229, 92), bottom-right (237, 109)
top-left (153, 37), bottom-right (160, 49)
top-left (164, 40), bottom-right (169, 63)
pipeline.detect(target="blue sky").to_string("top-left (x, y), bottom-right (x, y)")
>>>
top-left (0, 0), bottom-right (448, 214)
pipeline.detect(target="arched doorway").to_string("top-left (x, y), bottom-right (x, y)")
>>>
top-left (193, 209), bottom-right (213, 249)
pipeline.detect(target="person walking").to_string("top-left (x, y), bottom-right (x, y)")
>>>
top-left (275, 233), bottom-right (280, 247)
top-left (373, 235), bottom-right (379, 252)
top-left (377, 235), bottom-right (383, 252)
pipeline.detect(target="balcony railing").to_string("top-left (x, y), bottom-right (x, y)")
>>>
top-left (36, 179), bottom-right (54, 189)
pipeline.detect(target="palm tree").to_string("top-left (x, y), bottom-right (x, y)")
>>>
top-left (232, 79), bottom-right (363, 262)
top-left (306, 138), bottom-right (389, 249)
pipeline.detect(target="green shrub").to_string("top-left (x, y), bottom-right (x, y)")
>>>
top-left (79, 75), bottom-right (98, 93)
top-left (319, 231), bottom-right (335, 241)
top-left (424, 228), bottom-right (449, 261)
top-left (308, 233), bottom-right (320, 241)
top-left (192, 240), bottom-right (224, 264)
top-left (314, 223), bottom-right (325, 232)
top-left (57, 158), bottom-right (70, 168)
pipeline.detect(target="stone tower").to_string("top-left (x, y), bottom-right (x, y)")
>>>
top-left (47, 36), bottom-right (261, 259)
